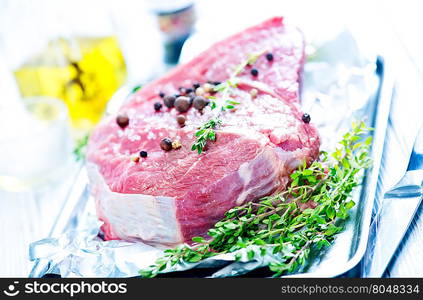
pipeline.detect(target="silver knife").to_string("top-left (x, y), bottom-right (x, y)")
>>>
top-left (365, 126), bottom-right (423, 277)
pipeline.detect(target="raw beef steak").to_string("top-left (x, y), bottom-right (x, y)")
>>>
top-left (87, 17), bottom-right (320, 246)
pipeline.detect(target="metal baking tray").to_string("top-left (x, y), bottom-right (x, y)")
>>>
top-left (29, 45), bottom-right (394, 278)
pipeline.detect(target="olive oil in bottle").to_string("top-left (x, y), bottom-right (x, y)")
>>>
top-left (14, 36), bottom-right (127, 132)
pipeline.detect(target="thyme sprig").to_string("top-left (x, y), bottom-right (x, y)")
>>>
top-left (191, 51), bottom-right (265, 154)
top-left (143, 121), bottom-right (372, 278)
top-left (191, 118), bottom-right (222, 154)
top-left (73, 134), bottom-right (89, 161)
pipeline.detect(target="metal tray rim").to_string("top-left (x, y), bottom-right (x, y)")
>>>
top-left (286, 56), bottom-right (394, 277)
top-left (29, 56), bottom-right (394, 279)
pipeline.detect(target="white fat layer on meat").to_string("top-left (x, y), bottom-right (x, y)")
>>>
top-left (235, 148), bottom-right (279, 205)
top-left (236, 160), bottom-right (254, 205)
top-left (87, 163), bottom-right (183, 246)
top-left (275, 147), bottom-right (303, 171)
top-left (238, 160), bottom-right (253, 188)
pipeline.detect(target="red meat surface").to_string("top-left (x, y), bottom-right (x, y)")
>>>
top-left (86, 17), bottom-right (320, 246)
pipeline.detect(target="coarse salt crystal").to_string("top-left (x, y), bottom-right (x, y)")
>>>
top-left (147, 131), bottom-right (156, 140)
top-left (128, 134), bottom-right (141, 142)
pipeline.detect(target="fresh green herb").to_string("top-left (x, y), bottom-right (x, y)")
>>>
top-left (233, 51), bottom-right (265, 76)
top-left (191, 118), bottom-right (222, 154)
top-left (140, 121), bottom-right (372, 278)
top-left (73, 134), bottom-right (89, 161)
top-left (211, 51), bottom-right (264, 111)
top-left (131, 84), bottom-right (142, 93)
top-left (192, 51), bottom-right (265, 154)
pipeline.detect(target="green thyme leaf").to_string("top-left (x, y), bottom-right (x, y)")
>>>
top-left (191, 119), bottom-right (222, 154)
top-left (192, 51), bottom-right (266, 154)
top-left (131, 85), bottom-right (142, 93)
top-left (140, 121), bottom-right (373, 278)
top-left (73, 134), bottom-right (89, 161)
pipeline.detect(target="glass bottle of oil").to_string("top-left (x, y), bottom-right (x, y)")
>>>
top-left (0, 0), bottom-right (128, 136)
top-left (14, 35), bottom-right (127, 132)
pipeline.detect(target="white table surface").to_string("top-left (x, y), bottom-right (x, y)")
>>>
top-left (0, 0), bottom-right (422, 277)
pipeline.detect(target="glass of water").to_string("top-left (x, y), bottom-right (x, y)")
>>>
top-left (0, 96), bottom-right (73, 191)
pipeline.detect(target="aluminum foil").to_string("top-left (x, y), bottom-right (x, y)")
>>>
top-left (29, 30), bottom-right (384, 278)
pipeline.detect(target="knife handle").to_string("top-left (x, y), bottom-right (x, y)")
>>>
top-left (385, 170), bottom-right (423, 198)
top-left (385, 185), bottom-right (422, 198)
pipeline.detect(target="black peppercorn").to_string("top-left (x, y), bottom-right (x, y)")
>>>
top-left (174, 96), bottom-right (191, 113)
top-left (116, 114), bottom-right (129, 129)
top-left (251, 68), bottom-right (259, 76)
top-left (302, 113), bottom-right (311, 124)
top-left (185, 88), bottom-right (193, 94)
top-left (193, 96), bottom-right (208, 110)
top-left (163, 95), bottom-right (176, 108)
top-left (159, 91), bottom-right (165, 98)
top-left (154, 102), bottom-right (162, 111)
top-left (213, 81), bottom-right (221, 86)
top-left (178, 87), bottom-right (187, 95)
top-left (140, 151), bottom-right (148, 158)
top-left (266, 53), bottom-right (274, 61)
top-left (160, 138), bottom-right (173, 151)
top-left (193, 83), bottom-right (200, 89)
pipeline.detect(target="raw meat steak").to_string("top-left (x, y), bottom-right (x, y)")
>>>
top-left (86, 17), bottom-right (320, 246)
